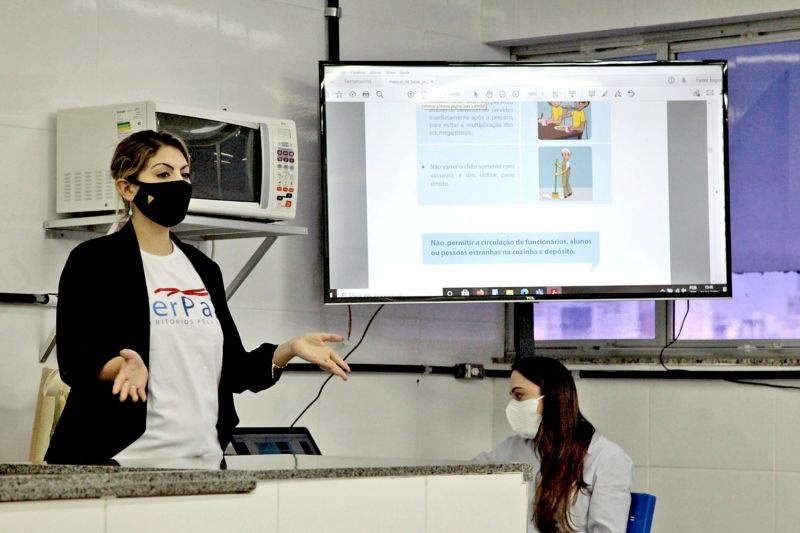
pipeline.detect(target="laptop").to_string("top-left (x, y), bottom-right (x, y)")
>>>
top-left (228, 427), bottom-right (321, 456)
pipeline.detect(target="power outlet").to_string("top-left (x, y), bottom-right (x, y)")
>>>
top-left (454, 363), bottom-right (485, 379)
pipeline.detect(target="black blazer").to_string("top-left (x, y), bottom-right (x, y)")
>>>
top-left (45, 222), bottom-right (279, 464)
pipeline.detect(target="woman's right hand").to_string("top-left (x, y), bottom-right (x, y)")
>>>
top-left (111, 349), bottom-right (148, 402)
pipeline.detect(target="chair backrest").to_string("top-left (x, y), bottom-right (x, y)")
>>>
top-left (627, 492), bottom-right (656, 533)
top-left (29, 367), bottom-right (70, 463)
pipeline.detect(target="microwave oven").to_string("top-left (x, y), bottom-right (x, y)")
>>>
top-left (56, 102), bottom-right (298, 220)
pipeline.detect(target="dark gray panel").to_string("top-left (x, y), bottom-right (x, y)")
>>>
top-left (325, 102), bottom-right (369, 290)
top-left (667, 101), bottom-right (710, 284)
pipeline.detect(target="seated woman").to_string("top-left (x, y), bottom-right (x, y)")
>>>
top-left (475, 356), bottom-right (633, 533)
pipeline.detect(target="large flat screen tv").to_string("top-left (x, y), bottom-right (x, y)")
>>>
top-left (319, 61), bottom-right (730, 303)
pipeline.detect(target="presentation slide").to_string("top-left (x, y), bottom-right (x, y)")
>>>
top-left (322, 63), bottom-right (728, 299)
top-left (359, 99), bottom-right (670, 293)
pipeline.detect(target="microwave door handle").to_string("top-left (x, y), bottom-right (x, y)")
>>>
top-left (260, 123), bottom-right (271, 209)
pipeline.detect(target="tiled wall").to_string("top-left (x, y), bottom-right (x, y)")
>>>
top-left (482, 0), bottom-right (800, 43)
top-left (0, 2), bottom-right (796, 532)
top-left (0, 0), bottom-right (506, 461)
top-left (551, 378), bottom-right (800, 532)
top-left (476, 3), bottom-right (800, 531)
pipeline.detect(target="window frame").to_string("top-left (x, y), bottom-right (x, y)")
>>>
top-left (505, 16), bottom-right (800, 364)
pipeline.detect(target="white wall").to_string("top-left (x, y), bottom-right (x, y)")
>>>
top-left (480, 371), bottom-right (800, 533)
top-left (216, 0), bottom-right (510, 463)
top-left (575, 377), bottom-right (800, 533)
top-left (482, 0), bottom-right (800, 43)
top-left (482, 373), bottom-right (800, 533)
top-left (478, 3), bottom-right (800, 532)
top-left (2, 2), bottom-right (796, 532)
top-left (0, 0), bottom-right (507, 463)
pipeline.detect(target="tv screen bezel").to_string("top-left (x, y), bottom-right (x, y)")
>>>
top-left (319, 60), bottom-right (731, 304)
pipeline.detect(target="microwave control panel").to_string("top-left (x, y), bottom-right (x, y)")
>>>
top-left (266, 118), bottom-right (298, 219)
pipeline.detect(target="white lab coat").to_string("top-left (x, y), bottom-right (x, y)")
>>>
top-left (475, 433), bottom-right (633, 533)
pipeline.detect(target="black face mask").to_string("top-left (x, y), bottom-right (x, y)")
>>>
top-left (131, 180), bottom-right (192, 228)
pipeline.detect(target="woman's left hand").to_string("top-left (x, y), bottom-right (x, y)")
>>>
top-left (275, 332), bottom-right (350, 380)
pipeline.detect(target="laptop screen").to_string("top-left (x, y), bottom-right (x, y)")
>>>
top-left (228, 427), bottom-right (321, 455)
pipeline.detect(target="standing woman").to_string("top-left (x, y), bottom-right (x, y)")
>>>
top-left (46, 130), bottom-right (348, 465)
top-left (475, 357), bottom-right (633, 533)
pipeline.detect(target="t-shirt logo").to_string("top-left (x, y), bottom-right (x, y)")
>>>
top-left (154, 288), bottom-right (209, 297)
top-left (151, 287), bottom-right (216, 323)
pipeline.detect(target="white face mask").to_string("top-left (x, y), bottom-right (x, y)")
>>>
top-left (505, 396), bottom-right (544, 439)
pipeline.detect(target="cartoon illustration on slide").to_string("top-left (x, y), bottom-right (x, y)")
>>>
top-left (554, 148), bottom-right (573, 199)
top-left (537, 101), bottom-right (592, 140)
top-left (538, 146), bottom-right (593, 201)
top-left (543, 101), bottom-right (563, 125)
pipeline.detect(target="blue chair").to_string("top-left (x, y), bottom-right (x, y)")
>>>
top-left (627, 492), bottom-right (656, 533)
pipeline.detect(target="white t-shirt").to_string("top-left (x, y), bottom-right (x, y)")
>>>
top-left (114, 245), bottom-right (224, 463)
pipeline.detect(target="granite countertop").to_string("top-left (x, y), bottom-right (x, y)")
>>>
top-left (0, 457), bottom-right (532, 503)
top-left (493, 354), bottom-right (800, 368)
top-left (224, 454), bottom-right (532, 482)
top-left (0, 467), bottom-right (255, 503)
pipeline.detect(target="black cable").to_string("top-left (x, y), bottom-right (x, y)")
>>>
top-left (658, 300), bottom-right (691, 371)
top-left (326, 0), bottom-right (340, 62)
top-left (0, 292), bottom-right (52, 305)
top-left (290, 304), bottom-right (384, 427)
top-left (723, 378), bottom-right (800, 390)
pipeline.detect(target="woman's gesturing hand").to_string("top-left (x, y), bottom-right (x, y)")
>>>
top-left (111, 348), bottom-right (149, 402)
top-left (274, 332), bottom-right (349, 380)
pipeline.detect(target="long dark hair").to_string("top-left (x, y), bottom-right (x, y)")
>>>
top-left (512, 356), bottom-right (595, 533)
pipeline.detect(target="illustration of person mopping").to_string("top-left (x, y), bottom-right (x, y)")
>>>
top-left (554, 148), bottom-right (573, 199)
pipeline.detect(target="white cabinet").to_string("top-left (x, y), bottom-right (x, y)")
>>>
top-left (0, 499), bottom-right (105, 533)
top-left (1, 467), bottom-right (528, 532)
top-left (427, 473), bottom-right (529, 533)
top-left (104, 484), bottom-right (278, 533)
top-left (277, 477), bottom-right (427, 533)
top-left (272, 472), bottom-right (528, 532)
top-left (0, 487), bottom-right (279, 533)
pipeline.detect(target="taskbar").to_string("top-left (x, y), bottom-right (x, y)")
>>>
top-left (442, 283), bottom-right (730, 299)
top-left (326, 283), bottom-right (731, 301)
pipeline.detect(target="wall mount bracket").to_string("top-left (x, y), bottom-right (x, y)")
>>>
top-left (39, 214), bottom-right (308, 362)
